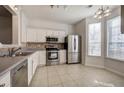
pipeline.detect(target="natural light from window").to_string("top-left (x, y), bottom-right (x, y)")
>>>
top-left (88, 22), bottom-right (101, 56)
top-left (107, 16), bottom-right (124, 60)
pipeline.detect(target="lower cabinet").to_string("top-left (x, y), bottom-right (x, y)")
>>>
top-left (28, 56), bottom-right (33, 85)
top-left (28, 51), bottom-right (39, 85)
top-left (39, 50), bottom-right (46, 66)
top-left (0, 71), bottom-right (11, 87)
top-left (32, 54), bottom-right (36, 75)
top-left (59, 50), bottom-right (66, 64)
top-left (0, 51), bottom-right (47, 87)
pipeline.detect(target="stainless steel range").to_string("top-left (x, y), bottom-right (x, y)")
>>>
top-left (45, 36), bottom-right (60, 66)
top-left (46, 48), bottom-right (59, 66)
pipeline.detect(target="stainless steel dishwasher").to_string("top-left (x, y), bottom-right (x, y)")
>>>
top-left (11, 59), bottom-right (28, 87)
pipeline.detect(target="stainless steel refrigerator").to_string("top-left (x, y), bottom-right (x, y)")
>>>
top-left (66, 35), bottom-right (81, 64)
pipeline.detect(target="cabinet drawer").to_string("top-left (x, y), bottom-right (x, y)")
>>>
top-left (59, 50), bottom-right (66, 63)
top-left (0, 71), bottom-right (11, 87)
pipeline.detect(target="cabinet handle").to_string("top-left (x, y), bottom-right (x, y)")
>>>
top-left (0, 83), bottom-right (5, 87)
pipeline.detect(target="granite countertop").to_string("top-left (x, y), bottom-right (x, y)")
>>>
top-left (0, 48), bottom-right (40, 77)
top-left (0, 48), bottom-right (65, 77)
top-left (0, 56), bottom-right (28, 76)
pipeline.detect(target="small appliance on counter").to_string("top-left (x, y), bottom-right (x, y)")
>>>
top-left (65, 35), bottom-right (81, 64)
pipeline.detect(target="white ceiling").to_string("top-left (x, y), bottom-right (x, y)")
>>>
top-left (21, 5), bottom-right (118, 24)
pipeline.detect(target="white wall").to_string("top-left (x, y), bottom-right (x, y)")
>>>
top-left (74, 19), bottom-right (86, 64)
top-left (74, 16), bottom-right (105, 68)
top-left (27, 18), bottom-right (74, 35)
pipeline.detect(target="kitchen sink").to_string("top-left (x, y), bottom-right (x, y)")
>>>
top-left (0, 51), bottom-right (33, 57)
top-left (14, 52), bottom-right (33, 56)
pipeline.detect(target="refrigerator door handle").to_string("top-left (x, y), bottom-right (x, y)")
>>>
top-left (74, 37), bottom-right (76, 51)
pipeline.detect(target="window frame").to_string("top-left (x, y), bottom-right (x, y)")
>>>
top-left (106, 16), bottom-right (124, 61)
top-left (87, 22), bottom-right (102, 57)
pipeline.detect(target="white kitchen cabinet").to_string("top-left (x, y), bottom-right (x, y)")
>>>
top-left (51, 31), bottom-right (58, 37)
top-left (26, 28), bottom-right (66, 43)
top-left (39, 50), bottom-right (46, 66)
top-left (0, 71), bottom-right (11, 87)
top-left (37, 29), bottom-right (46, 42)
top-left (21, 30), bottom-right (27, 43)
top-left (28, 51), bottom-right (40, 85)
top-left (28, 56), bottom-right (33, 85)
top-left (32, 52), bottom-right (39, 75)
top-left (58, 31), bottom-right (66, 43)
top-left (59, 50), bottom-right (66, 64)
top-left (46, 30), bottom-right (53, 37)
top-left (27, 28), bottom-right (37, 42)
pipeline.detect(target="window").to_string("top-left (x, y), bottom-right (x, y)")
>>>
top-left (107, 16), bottom-right (124, 60)
top-left (88, 23), bottom-right (101, 56)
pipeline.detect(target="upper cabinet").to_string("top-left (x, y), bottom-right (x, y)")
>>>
top-left (37, 29), bottom-right (47, 42)
top-left (26, 28), bottom-right (66, 43)
top-left (27, 28), bottom-right (37, 42)
top-left (58, 31), bottom-right (66, 43)
top-left (121, 5), bottom-right (124, 34)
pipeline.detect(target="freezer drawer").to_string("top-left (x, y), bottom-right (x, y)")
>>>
top-left (68, 52), bottom-right (80, 63)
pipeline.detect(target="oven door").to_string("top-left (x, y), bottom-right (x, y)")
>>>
top-left (46, 50), bottom-right (59, 65)
top-left (47, 51), bottom-right (58, 61)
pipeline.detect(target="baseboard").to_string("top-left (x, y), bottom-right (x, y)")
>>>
top-left (105, 67), bottom-right (124, 77)
top-left (85, 63), bottom-right (104, 69)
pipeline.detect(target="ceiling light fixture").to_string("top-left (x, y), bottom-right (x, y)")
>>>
top-left (50, 5), bottom-right (68, 10)
top-left (94, 6), bottom-right (111, 19)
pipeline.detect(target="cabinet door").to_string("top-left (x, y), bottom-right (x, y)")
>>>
top-left (32, 53), bottom-right (37, 75)
top-left (21, 30), bottom-right (27, 43)
top-left (37, 30), bottom-right (46, 42)
top-left (35, 52), bottom-right (39, 66)
top-left (39, 50), bottom-right (46, 66)
top-left (46, 30), bottom-right (53, 37)
top-left (32, 52), bottom-right (39, 75)
top-left (59, 50), bottom-right (66, 64)
top-left (58, 31), bottom-right (66, 43)
top-left (27, 28), bottom-right (37, 42)
top-left (0, 71), bottom-right (11, 87)
top-left (52, 31), bottom-right (58, 37)
top-left (28, 57), bottom-right (33, 85)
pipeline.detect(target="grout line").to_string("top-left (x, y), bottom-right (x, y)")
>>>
top-left (66, 68), bottom-right (79, 87)
top-left (46, 66), bottom-right (49, 87)
top-left (55, 66), bottom-right (64, 87)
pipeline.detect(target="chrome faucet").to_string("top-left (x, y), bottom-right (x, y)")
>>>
top-left (8, 47), bottom-right (21, 57)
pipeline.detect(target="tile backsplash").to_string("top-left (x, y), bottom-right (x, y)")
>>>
top-left (26, 43), bottom-right (65, 49)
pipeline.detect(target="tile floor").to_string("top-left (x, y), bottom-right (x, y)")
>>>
top-left (30, 64), bottom-right (124, 87)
